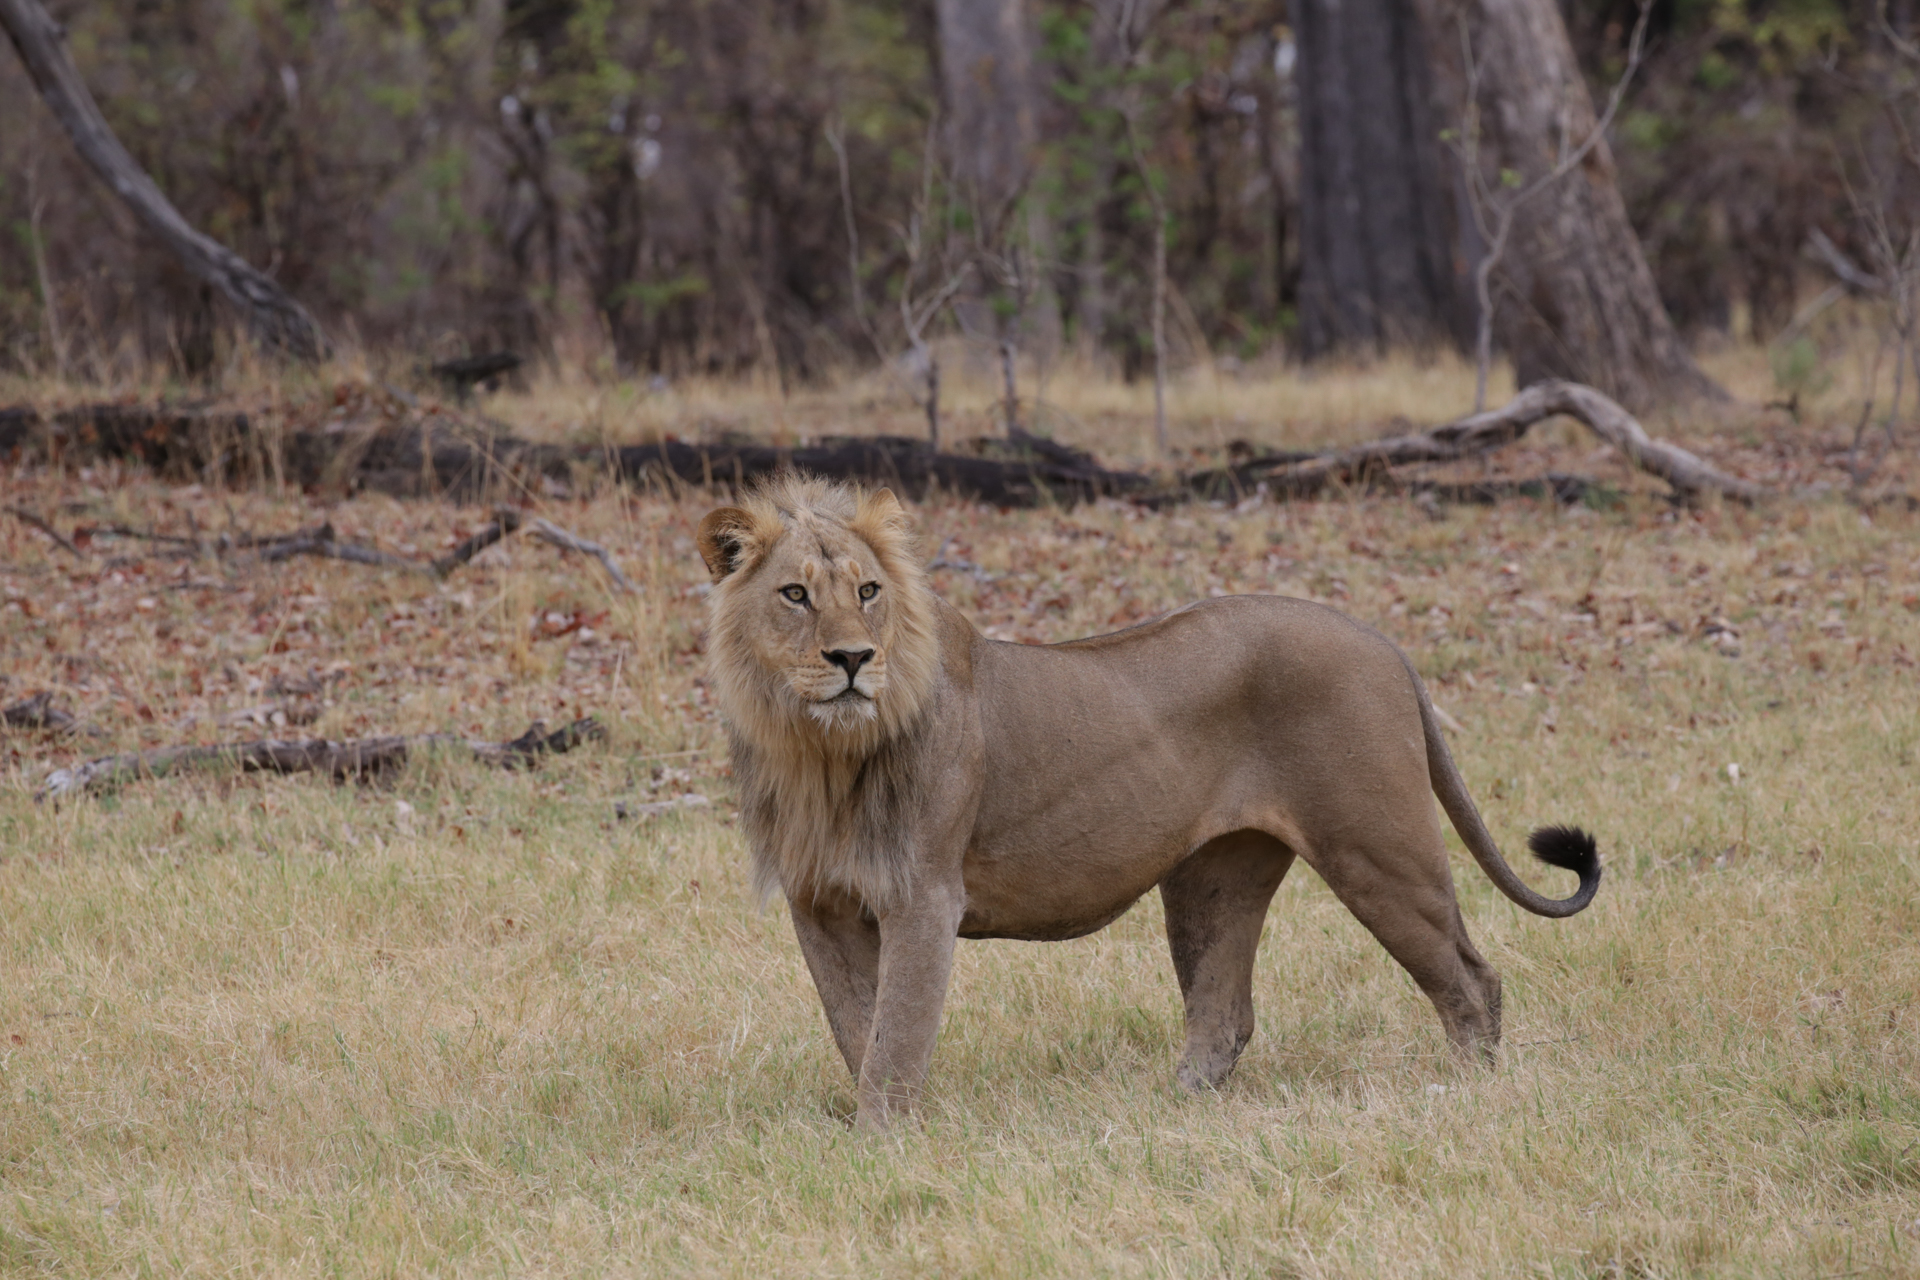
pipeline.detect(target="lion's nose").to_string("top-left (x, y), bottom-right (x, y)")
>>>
top-left (823, 647), bottom-right (875, 677)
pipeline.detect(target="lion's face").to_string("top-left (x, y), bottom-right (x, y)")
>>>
top-left (727, 518), bottom-right (899, 728)
top-left (699, 479), bottom-right (936, 747)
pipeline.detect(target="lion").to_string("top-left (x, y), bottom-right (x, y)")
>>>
top-left (697, 475), bottom-right (1599, 1129)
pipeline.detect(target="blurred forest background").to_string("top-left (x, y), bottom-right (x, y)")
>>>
top-left (0, 0), bottom-right (1913, 402)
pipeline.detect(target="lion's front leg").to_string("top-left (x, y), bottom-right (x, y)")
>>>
top-left (855, 882), bottom-right (965, 1130)
top-left (789, 894), bottom-right (881, 1080)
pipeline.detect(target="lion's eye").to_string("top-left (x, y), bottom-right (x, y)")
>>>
top-left (781, 585), bottom-right (808, 605)
top-left (859, 582), bottom-right (880, 602)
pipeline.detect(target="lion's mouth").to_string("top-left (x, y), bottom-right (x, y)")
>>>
top-left (824, 684), bottom-right (870, 703)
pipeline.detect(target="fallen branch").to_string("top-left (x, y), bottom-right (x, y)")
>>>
top-left (37, 716), bottom-right (604, 801)
top-left (614, 793), bottom-right (710, 821)
top-left (2, 691), bottom-right (101, 737)
top-left (258, 522), bottom-right (422, 570)
top-left (434, 510), bottom-right (521, 576)
top-left (528, 518), bottom-right (638, 594)
top-left (1194, 381), bottom-right (1763, 505)
top-left (5, 505), bottom-right (82, 555)
top-left (2, 505), bottom-right (641, 593)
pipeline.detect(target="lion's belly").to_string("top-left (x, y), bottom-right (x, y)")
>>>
top-left (956, 776), bottom-right (1221, 939)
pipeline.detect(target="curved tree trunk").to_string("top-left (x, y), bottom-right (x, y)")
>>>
top-left (1296, 0), bottom-right (1469, 356)
top-left (1417, 0), bottom-right (1721, 409)
top-left (0, 0), bottom-right (329, 361)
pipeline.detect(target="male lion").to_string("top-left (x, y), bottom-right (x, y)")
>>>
top-left (698, 475), bottom-right (1599, 1130)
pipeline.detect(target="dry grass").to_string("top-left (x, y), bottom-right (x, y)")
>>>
top-left (1, 367), bottom-right (1919, 1276)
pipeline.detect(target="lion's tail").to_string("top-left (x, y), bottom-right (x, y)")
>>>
top-left (1408, 662), bottom-right (1601, 919)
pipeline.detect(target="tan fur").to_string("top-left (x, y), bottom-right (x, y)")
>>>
top-left (700, 475), bottom-right (939, 910)
top-left (701, 476), bottom-right (1600, 1129)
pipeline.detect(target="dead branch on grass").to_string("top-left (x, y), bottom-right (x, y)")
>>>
top-left (2, 502), bottom-right (640, 589)
top-left (1188, 381), bottom-right (1764, 505)
top-left (37, 716), bottom-right (604, 801)
top-left (526, 518), bottom-right (638, 594)
top-left (2, 691), bottom-right (102, 737)
top-left (4, 505), bottom-right (82, 555)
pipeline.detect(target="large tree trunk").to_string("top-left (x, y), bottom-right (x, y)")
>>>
top-left (1418, 0), bottom-right (1721, 408)
top-left (1296, 0), bottom-right (1468, 356)
top-left (0, 0), bottom-right (329, 361)
top-left (936, 0), bottom-right (1038, 214)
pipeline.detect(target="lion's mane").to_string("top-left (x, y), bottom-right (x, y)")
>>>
top-left (704, 474), bottom-right (940, 910)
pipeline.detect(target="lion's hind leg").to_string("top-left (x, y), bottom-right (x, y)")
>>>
top-left (1159, 831), bottom-right (1296, 1092)
top-left (1302, 831), bottom-right (1504, 1063)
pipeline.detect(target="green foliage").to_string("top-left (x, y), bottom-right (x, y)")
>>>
top-left (1771, 337), bottom-right (1834, 400)
top-left (612, 272), bottom-right (709, 318)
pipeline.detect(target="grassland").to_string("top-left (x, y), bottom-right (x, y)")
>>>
top-left (1, 355), bottom-right (1918, 1277)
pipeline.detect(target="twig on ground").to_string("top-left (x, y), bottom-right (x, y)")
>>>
top-left (5, 505), bottom-right (629, 595)
top-left (527, 518), bottom-right (639, 594)
top-left (37, 716), bottom-right (605, 801)
top-left (258, 522), bottom-right (424, 571)
top-left (2, 691), bottom-right (102, 737)
top-left (5, 506), bottom-right (82, 556)
top-left (614, 794), bottom-right (710, 820)
top-left (432, 509), bottom-right (521, 577)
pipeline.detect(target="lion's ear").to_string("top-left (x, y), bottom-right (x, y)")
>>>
top-left (863, 487), bottom-right (905, 523)
top-left (852, 487), bottom-right (914, 552)
top-left (697, 506), bottom-right (761, 582)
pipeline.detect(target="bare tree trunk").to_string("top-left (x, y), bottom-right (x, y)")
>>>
top-left (1296, 0), bottom-right (1467, 356)
top-left (0, 0), bottom-right (329, 361)
top-left (936, 0), bottom-right (1038, 212)
top-left (938, 0), bottom-right (1038, 405)
top-left (1418, 0), bottom-right (1720, 409)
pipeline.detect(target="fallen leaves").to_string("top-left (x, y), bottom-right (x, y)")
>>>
top-left (2, 443), bottom-right (1916, 804)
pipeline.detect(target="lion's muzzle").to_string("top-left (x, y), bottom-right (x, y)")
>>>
top-left (823, 647), bottom-right (875, 679)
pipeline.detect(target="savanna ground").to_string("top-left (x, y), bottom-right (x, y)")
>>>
top-left (1, 346), bottom-right (1918, 1277)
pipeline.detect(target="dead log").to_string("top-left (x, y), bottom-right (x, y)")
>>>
top-left (37, 716), bottom-right (603, 801)
top-left (605, 430), bottom-right (1152, 507)
top-left (0, 381), bottom-right (1761, 508)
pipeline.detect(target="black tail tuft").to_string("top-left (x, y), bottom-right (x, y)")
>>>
top-left (1527, 825), bottom-right (1600, 878)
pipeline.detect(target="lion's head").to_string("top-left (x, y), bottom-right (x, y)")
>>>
top-left (698, 474), bottom-right (938, 765)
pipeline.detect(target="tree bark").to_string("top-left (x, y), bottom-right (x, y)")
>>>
top-left (1417, 0), bottom-right (1721, 410)
top-left (1296, 0), bottom-right (1468, 356)
top-left (0, 0), bottom-right (330, 361)
top-left (936, 0), bottom-right (1038, 214)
